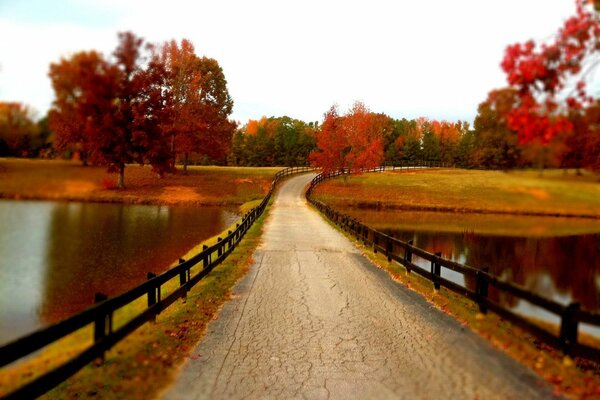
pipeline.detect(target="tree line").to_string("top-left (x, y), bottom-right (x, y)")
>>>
top-left (3, 95), bottom-right (599, 174)
top-left (2, 0), bottom-right (600, 179)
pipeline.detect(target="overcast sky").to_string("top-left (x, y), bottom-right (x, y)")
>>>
top-left (0, 0), bottom-right (579, 124)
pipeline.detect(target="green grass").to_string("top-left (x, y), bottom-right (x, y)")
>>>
top-left (313, 168), bottom-right (600, 219)
top-left (0, 199), bottom-right (271, 399)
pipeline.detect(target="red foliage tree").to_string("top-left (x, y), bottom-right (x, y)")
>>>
top-left (499, 0), bottom-right (600, 145)
top-left (49, 32), bottom-right (173, 188)
top-left (48, 51), bottom-right (115, 165)
top-left (310, 102), bottom-right (384, 173)
top-left (162, 40), bottom-right (235, 172)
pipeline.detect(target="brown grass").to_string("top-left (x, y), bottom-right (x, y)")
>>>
top-left (0, 158), bottom-right (282, 206)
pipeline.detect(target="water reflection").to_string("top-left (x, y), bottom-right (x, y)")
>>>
top-left (384, 230), bottom-right (600, 311)
top-left (344, 209), bottom-right (600, 315)
top-left (0, 200), bottom-right (237, 345)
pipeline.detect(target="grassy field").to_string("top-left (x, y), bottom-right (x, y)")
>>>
top-left (0, 158), bottom-right (282, 206)
top-left (316, 210), bottom-right (600, 399)
top-left (0, 199), bottom-right (272, 399)
top-left (313, 168), bottom-right (600, 219)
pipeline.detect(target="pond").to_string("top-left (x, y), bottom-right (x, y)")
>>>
top-left (0, 200), bottom-right (238, 345)
top-left (344, 209), bottom-right (600, 334)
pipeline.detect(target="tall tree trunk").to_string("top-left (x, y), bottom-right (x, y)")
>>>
top-left (537, 148), bottom-right (546, 177)
top-left (183, 152), bottom-right (189, 175)
top-left (170, 134), bottom-right (176, 170)
top-left (117, 163), bottom-right (125, 189)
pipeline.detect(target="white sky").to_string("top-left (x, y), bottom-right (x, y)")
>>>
top-left (0, 0), bottom-right (578, 124)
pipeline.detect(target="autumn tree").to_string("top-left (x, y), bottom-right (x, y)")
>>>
top-left (49, 51), bottom-right (116, 164)
top-left (0, 102), bottom-right (39, 157)
top-left (162, 40), bottom-right (235, 172)
top-left (105, 32), bottom-right (174, 186)
top-left (309, 102), bottom-right (384, 173)
top-left (498, 0), bottom-right (600, 149)
top-left (49, 33), bottom-right (174, 188)
top-left (431, 120), bottom-right (464, 164)
top-left (472, 89), bottom-right (523, 169)
top-left (385, 118), bottom-right (421, 164)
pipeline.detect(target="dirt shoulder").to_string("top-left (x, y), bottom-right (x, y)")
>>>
top-left (0, 158), bottom-right (281, 206)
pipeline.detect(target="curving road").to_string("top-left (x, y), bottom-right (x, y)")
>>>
top-left (163, 173), bottom-right (557, 400)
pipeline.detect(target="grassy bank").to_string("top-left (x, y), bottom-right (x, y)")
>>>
top-left (315, 210), bottom-right (600, 399)
top-left (313, 169), bottom-right (600, 219)
top-left (343, 209), bottom-right (600, 237)
top-left (0, 199), bottom-right (271, 399)
top-left (0, 158), bottom-right (282, 206)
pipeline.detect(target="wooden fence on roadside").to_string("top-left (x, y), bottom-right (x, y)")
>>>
top-left (0, 166), bottom-right (316, 400)
top-left (306, 165), bottom-right (600, 363)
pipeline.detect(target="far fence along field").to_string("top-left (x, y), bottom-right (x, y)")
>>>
top-left (306, 165), bottom-right (600, 363)
top-left (0, 166), bottom-right (316, 400)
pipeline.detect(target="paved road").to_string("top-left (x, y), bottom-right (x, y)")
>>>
top-left (163, 173), bottom-right (557, 400)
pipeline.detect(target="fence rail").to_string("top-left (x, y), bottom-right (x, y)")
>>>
top-left (0, 166), bottom-right (316, 400)
top-left (306, 165), bottom-right (600, 363)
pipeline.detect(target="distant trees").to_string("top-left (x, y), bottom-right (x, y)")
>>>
top-left (230, 116), bottom-right (316, 166)
top-left (0, 102), bottom-right (48, 157)
top-left (471, 89), bottom-right (522, 170)
top-left (48, 32), bottom-right (235, 188)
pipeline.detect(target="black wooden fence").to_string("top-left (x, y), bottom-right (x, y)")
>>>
top-left (306, 165), bottom-right (600, 363)
top-left (0, 166), bottom-right (315, 400)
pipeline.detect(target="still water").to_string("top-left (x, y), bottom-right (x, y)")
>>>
top-left (346, 209), bottom-right (600, 332)
top-left (0, 200), bottom-right (238, 345)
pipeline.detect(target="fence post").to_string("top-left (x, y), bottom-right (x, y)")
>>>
top-left (203, 245), bottom-right (209, 269)
top-left (476, 267), bottom-right (489, 314)
top-left (373, 232), bottom-right (379, 253)
top-left (228, 230), bottom-right (233, 251)
top-left (560, 302), bottom-right (580, 352)
top-left (404, 240), bottom-right (413, 273)
top-left (179, 258), bottom-right (187, 298)
top-left (93, 292), bottom-right (108, 364)
top-left (217, 237), bottom-right (223, 257)
top-left (386, 237), bottom-right (393, 262)
top-left (431, 252), bottom-right (441, 290)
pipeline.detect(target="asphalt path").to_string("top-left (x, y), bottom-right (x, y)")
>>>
top-left (163, 173), bottom-right (558, 400)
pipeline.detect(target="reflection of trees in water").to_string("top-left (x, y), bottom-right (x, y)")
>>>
top-left (385, 229), bottom-right (600, 311)
top-left (40, 204), bottom-right (231, 324)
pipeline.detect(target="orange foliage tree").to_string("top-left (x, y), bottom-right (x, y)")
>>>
top-left (310, 102), bottom-right (384, 173)
top-left (48, 51), bottom-right (113, 165)
top-left (162, 39), bottom-right (235, 172)
top-left (0, 102), bottom-right (38, 157)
